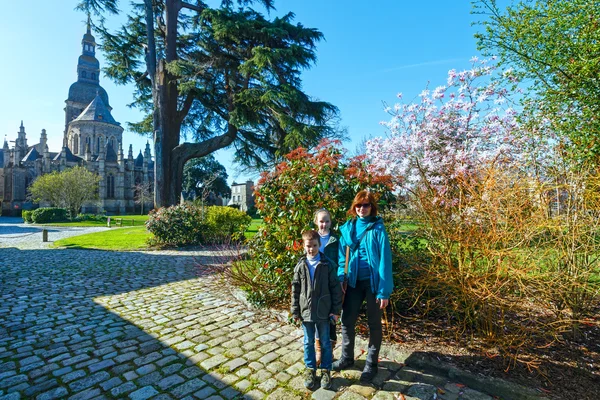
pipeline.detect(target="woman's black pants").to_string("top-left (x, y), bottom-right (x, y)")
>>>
top-left (340, 279), bottom-right (382, 366)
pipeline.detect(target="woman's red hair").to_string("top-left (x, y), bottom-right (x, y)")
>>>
top-left (347, 190), bottom-right (378, 217)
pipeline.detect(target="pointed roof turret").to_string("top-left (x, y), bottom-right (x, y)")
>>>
top-left (22, 147), bottom-right (41, 162)
top-left (128, 144), bottom-right (133, 159)
top-left (135, 150), bottom-right (144, 167)
top-left (72, 94), bottom-right (120, 126)
top-left (105, 143), bottom-right (118, 162)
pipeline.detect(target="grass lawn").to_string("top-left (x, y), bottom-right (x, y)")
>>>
top-left (52, 217), bottom-right (264, 250)
top-left (245, 218), bottom-right (263, 239)
top-left (52, 225), bottom-right (151, 251)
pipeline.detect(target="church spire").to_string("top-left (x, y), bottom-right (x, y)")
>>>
top-left (77, 19), bottom-right (99, 84)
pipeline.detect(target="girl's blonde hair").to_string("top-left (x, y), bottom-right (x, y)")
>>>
top-left (313, 208), bottom-right (332, 225)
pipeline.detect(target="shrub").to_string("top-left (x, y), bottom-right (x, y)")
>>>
top-left (75, 213), bottom-right (107, 222)
top-left (22, 210), bottom-right (33, 223)
top-left (241, 140), bottom-right (395, 307)
top-left (31, 208), bottom-right (68, 223)
top-left (146, 204), bottom-right (207, 247)
top-left (204, 206), bottom-right (251, 244)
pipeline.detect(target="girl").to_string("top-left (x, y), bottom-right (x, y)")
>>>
top-left (313, 208), bottom-right (339, 366)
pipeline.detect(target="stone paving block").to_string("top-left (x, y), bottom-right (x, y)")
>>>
top-left (192, 386), bottom-right (216, 399)
top-left (383, 379), bottom-right (411, 393)
top-left (36, 386), bottom-right (69, 400)
top-left (22, 379), bottom-right (59, 398)
top-left (201, 372), bottom-right (228, 389)
top-left (0, 372), bottom-right (16, 381)
top-left (135, 364), bottom-right (156, 376)
top-left (171, 378), bottom-right (206, 398)
top-left (258, 352), bottom-right (278, 365)
top-left (222, 358), bottom-right (247, 372)
top-left (129, 386), bottom-right (159, 400)
top-left (266, 387), bottom-right (301, 400)
top-left (110, 381), bottom-right (138, 396)
top-left (88, 359), bottom-right (115, 373)
top-left (242, 389), bottom-right (265, 400)
top-left (193, 344), bottom-right (208, 352)
top-left (136, 371), bottom-right (162, 387)
top-left (224, 348), bottom-right (244, 358)
top-left (100, 377), bottom-right (123, 391)
top-left (62, 370), bottom-right (87, 384)
top-left (180, 366), bottom-right (203, 379)
top-left (0, 374), bottom-right (28, 389)
top-left (219, 387), bottom-right (241, 400)
top-left (336, 391), bottom-right (368, 400)
top-left (249, 370), bottom-right (272, 383)
top-left (311, 388), bottom-right (337, 400)
top-left (68, 387), bottom-right (101, 400)
top-left (69, 371), bottom-right (110, 392)
top-left (62, 354), bottom-right (90, 367)
top-left (274, 371), bottom-right (291, 383)
top-left (200, 354), bottom-right (228, 370)
top-left (133, 352), bottom-right (162, 366)
top-left (285, 362), bottom-right (304, 376)
top-left (257, 378), bottom-right (278, 393)
top-left (371, 392), bottom-right (403, 400)
top-left (157, 374), bottom-right (185, 390)
top-left (115, 352), bottom-right (138, 363)
top-left (247, 362), bottom-right (264, 371)
top-left (163, 363), bottom-right (184, 375)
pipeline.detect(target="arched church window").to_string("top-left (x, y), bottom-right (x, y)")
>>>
top-left (107, 174), bottom-right (115, 199)
top-left (92, 73), bottom-right (96, 80)
top-left (82, 71), bottom-right (87, 78)
top-left (73, 135), bottom-right (79, 154)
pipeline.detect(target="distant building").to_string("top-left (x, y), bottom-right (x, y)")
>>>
top-left (228, 180), bottom-right (254, 212)
top-left (0, 22), bottom-right (153, 215)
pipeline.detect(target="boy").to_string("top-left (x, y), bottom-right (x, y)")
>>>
top-left (291, 230), bottom-right (343, 390)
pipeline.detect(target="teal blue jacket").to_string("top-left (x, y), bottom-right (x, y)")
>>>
top-left (337, 216), bottom-right (393, 300)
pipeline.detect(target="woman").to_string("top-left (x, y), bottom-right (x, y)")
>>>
top-left (332, 190), bottom-right (393, 384)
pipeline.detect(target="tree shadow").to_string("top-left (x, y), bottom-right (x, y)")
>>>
top-left (402, 350), bottom-right (599, 399)
top-left (0, 247), bottom-right (278, 399)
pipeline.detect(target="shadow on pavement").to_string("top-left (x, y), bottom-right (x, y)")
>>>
top-left (0, 247), bottom-right (262, 399)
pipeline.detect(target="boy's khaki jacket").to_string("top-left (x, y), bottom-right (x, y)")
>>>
top-left (291, 254), bottom-right (343, 323)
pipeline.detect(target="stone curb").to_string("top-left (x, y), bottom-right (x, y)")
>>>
top-left (404, 353), bottom-right (549, 400)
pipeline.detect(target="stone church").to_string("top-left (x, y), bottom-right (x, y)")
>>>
top-left (0, 24), bottom-right (153, 215)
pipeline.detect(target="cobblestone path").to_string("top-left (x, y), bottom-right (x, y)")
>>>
top-left (0, 246), bottom-right (544, 400)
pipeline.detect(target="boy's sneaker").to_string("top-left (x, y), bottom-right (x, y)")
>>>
top-left (303, 368), bottom-right (317, 390)
top-left (332, 357), bottom-right (354, 371)
top-left (359, 363), bottom-right (378, 384)
top-left (320, 369), bottom-right (332, 390)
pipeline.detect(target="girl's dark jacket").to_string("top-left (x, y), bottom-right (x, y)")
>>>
top-left (322, 233), bottom-right (340, 269)
top-left (291, 253), bottom-right (343, 323)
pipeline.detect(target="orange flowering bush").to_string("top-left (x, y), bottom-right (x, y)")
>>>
top-left (243, 140), bottom-right (395, 307)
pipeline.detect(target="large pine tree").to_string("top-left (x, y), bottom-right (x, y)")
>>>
top-left (77, 0), bottom-right (340, 206)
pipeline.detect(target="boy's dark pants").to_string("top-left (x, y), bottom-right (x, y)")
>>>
top-left (340, 279), bottom-right (382, 367)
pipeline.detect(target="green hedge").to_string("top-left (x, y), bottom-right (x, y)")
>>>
top-left (204, 206), bottom-right (252, 243)
top-left (76, 213), bottom-right (107, 222)
top-left (22, 210), bottom-right (34, 223)
top-left (146, 204), bottom-right (252, 247)
top-left (31, 208), bottom-right (68, 224)
top-left (146, 204), bottom-right (207, 246)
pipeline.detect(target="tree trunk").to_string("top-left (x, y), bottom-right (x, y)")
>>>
top-left (153, 0), bottom-right (182, 208)
top-left (169, 125), bottom-right (238, 206)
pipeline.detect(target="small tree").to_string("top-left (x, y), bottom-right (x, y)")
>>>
top-left (242, 140), bottom-right (395, 306)
top-left (134, 181), bottom-right (153, 215)
top-left (182, 155), bottom-right (231, 202)
top-left (28, 166), bottom-right (101, 219)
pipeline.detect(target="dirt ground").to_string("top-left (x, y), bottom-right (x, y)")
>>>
top-left (371, 312), bottom-right (600, 400)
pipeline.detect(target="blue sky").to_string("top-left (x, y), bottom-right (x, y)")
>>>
top-left (0, 1), bottom-right (491, 184)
